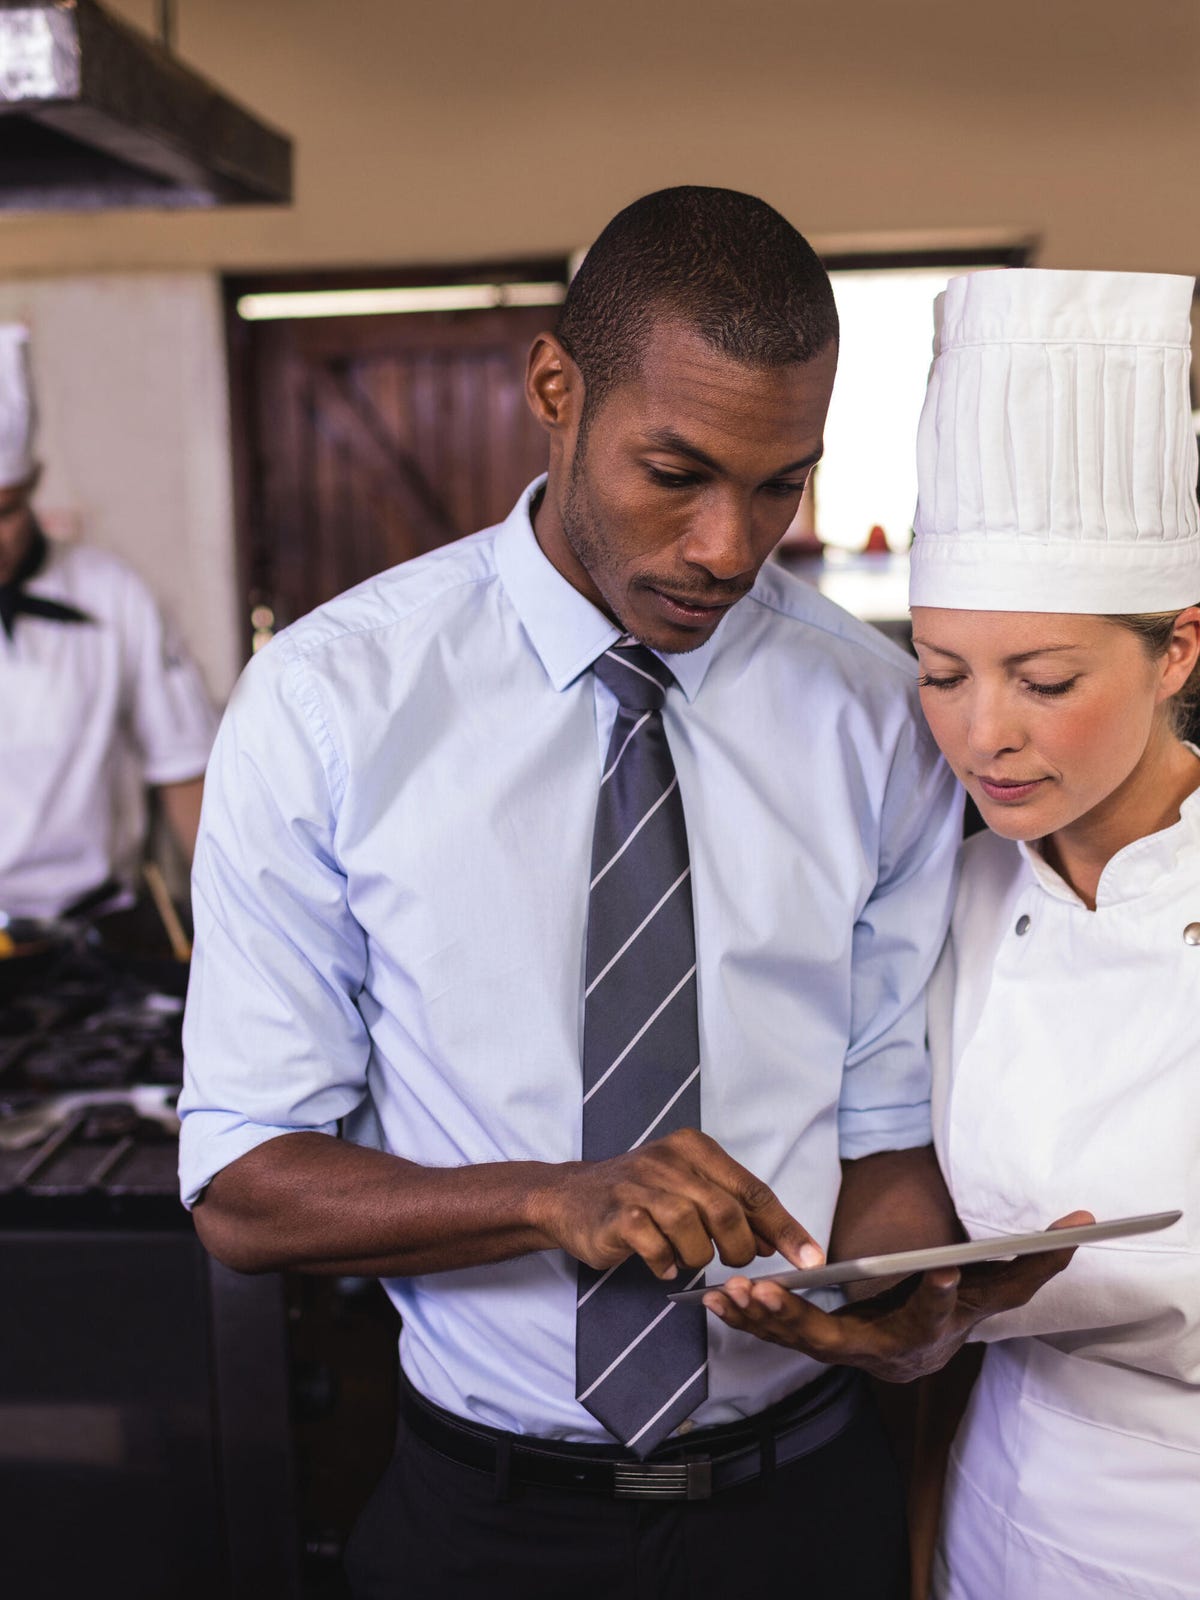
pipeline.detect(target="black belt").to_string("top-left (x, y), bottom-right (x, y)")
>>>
top-left (398, 1365), bottom-right (863, 1501)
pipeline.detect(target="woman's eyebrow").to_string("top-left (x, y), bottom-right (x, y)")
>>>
top-left (910, 640), bottom-right (1081, 664)
top-left (1001, 645), bottom-right (1080, 665)
top-left (910, 637), bottom-right (963, 659)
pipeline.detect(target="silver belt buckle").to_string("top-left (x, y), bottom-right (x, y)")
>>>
top-left (612, 1459), bottom-right (713, 1500)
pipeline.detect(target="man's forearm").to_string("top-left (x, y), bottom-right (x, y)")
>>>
top-left (829, 1145), bottom-right (961, 1295)
top-left (191, 1123), bottom-right (822, 1284)
top-left (158, 775), bottom-right (205, 863)
top-left (192, 1131), bottom-right (559, 1276)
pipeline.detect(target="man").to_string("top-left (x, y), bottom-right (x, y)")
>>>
top-left (180, 189), bottom-right (1071, 1599)
top-left (0, 324), bottom-right (216, 921)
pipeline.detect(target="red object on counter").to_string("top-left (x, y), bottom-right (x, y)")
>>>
top-left (864, 525), bottom-right (889, 554)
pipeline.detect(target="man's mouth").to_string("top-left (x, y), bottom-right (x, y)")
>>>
top-left (645, 585), bottom-right (746, 623)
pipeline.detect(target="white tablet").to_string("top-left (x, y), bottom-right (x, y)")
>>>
top-left (667, 1210), bottom-right (1183, 1304)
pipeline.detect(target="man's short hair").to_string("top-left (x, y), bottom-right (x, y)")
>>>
top-left (556, 186), bottom-right (838, 425)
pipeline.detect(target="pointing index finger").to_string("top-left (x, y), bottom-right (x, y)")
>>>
top-left (702, 1151), bottom-right (824, 1268)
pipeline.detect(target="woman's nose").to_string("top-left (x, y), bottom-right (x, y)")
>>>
top-left (965, 692), bottom-right (1025, 759)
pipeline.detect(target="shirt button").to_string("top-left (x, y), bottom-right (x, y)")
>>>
top-left (1184, 923), bottom-right (1200, 946)
top-left (674, 1418), bottom-right (696, 1435)
top-left (1015, 914), bottom-right (1031, 936)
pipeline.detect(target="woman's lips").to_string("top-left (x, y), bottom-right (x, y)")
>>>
top-left (976, 774), bottom-right (1048, 803)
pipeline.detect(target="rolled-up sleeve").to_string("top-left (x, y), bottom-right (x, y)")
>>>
top-left (837, 713), bottom-right (962, 1159)
top-left (178, 634), bottom-right (370, 1207)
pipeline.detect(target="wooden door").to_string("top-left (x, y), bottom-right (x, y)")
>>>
top-left (226, 269), bottom-right (564, 646)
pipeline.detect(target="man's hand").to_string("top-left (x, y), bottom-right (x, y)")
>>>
top-left (194, 1126), bottom-right (824, 1282)
top-left (530, 1128), bottom-right (825, 1280)
top-left (700, 1209), bottom-right (1094, 1381)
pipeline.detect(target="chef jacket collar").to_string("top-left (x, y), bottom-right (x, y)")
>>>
top-left (0, 521), bottom-right (94, 640)
top-left (493, 476), bottom-right (722, 702)
top-left (1019, 757), bottom-right (1200, 907)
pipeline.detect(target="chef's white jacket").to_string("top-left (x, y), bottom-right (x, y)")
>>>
top-left (0, 538), bottom-right (217, 919)
top-left (928, 776), bottom-right (1200, 1598)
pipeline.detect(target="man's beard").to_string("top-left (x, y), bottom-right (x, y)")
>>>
top-left (561, 451), bottom-right (633, 636)
top-left (560, 448), bottom-right (652, 646)
top-left (0, 512), bottom-right (36, 588)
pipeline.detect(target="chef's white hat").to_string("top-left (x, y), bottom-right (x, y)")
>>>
top-left (909, 269), bottom-right (1200, 613)
top-left (0, 324), bottom-right (36, 490)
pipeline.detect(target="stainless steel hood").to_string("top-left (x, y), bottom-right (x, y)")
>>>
top-left (0, 0), bottom-right (292, 210)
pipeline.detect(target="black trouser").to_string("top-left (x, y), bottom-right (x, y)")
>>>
top-left (344, 1385), bottom-right (908, 1599)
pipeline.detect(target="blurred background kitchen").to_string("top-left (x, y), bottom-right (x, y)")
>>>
top-left (2, 2), bottom-right (1199, 1596)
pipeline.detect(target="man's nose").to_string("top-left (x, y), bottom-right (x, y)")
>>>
top-left (680, 496), bottom-right (759, 582)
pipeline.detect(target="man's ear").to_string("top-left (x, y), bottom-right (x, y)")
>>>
top-left (525, 334), bottom-right (583, 435)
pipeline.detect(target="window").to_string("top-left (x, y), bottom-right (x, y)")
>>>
top-left (780, 249), bottom-right (1026, 624)
top-left (820, 267), bottom-right (973, 552)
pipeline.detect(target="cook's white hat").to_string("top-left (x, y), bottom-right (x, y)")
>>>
top-left (0, 324), bottom-right (36, 490)
top-left (909, 269), bottom-right (1200, 613)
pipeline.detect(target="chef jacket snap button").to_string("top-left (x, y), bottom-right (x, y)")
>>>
top-left (1015, 914), bottom-right (1031, 936)
top-left (1184, 922), bottom-right (1200, 946)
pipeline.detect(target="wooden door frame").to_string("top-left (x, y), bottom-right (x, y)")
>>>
top-left (221, 245), bottom-right (1029, 661)
top-left (222, 257), bottom-right (569, 663)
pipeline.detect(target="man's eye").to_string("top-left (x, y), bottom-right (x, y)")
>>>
top-left (917, 674), bottom-right (963, 691)
top-left (646, 467), bottom-right (700, 489)
top-left (763, 480), bottom-right (808, 498)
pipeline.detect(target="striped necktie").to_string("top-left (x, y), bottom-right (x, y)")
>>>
top-left (575, 637), bottom-right (708, 1457)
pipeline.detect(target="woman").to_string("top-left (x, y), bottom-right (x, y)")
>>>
top-left (909, 268), bottom-right (1200, 1598)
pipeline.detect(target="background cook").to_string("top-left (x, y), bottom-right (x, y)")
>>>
top-left (0, 324), bottom-right (217, 924)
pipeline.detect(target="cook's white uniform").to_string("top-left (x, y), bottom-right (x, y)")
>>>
top-left (928, 780), bottom-right (1200, 1599)
top-left (0, 538), bottom-right (217, 919)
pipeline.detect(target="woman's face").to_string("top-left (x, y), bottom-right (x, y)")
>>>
top-left (910, 608), bottom-right (1187, 843)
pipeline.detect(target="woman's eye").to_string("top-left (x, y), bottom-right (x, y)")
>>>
top-left (1026, 678), bottom-right (1078, 698)
top-left (918, 674), bottom-right (963, 691)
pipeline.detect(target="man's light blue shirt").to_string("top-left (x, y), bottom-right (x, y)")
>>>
top-left (180, 479), bottom-right (961, 1440)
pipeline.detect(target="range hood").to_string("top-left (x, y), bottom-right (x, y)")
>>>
top-left (0, 0), bottom-right (292, 210)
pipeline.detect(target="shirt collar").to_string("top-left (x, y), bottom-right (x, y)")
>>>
top-left (1018, 752), bottom-right (1200, 906)
top-left (493, 475), bottom-right (724, 703)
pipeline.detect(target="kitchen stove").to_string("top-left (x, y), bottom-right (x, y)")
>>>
top-left (0, 941), bottom-right (186, 1223)
top-left (0, 937), bottom-right (303, 1599)
top-left (0, 941), bottom-right (186, 1083)
top-left (1, 934), bottom-right (398, 1598)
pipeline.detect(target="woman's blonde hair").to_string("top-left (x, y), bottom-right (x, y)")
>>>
top-left (1108, 608), bottom-right (1200, 738)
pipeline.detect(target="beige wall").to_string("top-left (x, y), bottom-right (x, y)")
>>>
top-left (2, 0), bottom-right (1199, 277)
top-left (3, 1), bottom-right (1199, 698)
top-left (0, 274), bottom-right (241, 700)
